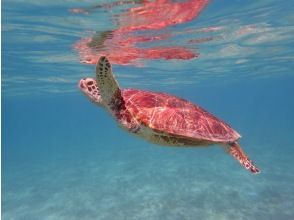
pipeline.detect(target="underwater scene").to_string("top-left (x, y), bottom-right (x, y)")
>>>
top-left (2, 0), bottom-right (294, 219)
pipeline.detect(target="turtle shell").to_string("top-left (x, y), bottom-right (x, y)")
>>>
top-left (122, 89), bottom-right (241, 143)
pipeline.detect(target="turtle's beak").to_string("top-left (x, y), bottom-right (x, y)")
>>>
top-left (78, 79), bottom-right (86, 89)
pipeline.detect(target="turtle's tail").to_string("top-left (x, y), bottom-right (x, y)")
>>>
top-left (226, 142), bottom-right (260, 174)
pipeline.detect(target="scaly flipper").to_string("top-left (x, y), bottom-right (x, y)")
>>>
top-left (96, 56), bottom-right (122, 107)
top-left (225, 142), bottom-right (260, 174)
top-left (96, 56), bottom-right (140, 132)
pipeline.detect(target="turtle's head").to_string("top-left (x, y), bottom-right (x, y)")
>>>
top-left (78, 77), bottom-right (102, 105)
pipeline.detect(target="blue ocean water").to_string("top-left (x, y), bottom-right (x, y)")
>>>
top-left (2, 0), bottom-right (294, 219)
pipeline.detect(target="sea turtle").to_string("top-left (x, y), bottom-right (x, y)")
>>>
top-left (79, 56), bottom-right (260, 174)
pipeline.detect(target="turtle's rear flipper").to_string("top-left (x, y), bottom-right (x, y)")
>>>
top-left (226, 142), bottom-right (260, 174)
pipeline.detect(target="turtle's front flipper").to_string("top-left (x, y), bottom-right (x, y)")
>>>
top-left (96, 56), bottom-right (122, 108)
top-left (225, 142), bottom-right (260, 174)
top-left (95, 56), bottom-right (140, 132)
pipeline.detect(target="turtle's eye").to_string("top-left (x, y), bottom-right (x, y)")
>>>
top-left (87, 81), bottom-right (94, 86)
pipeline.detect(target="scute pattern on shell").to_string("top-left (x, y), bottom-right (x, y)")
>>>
top-left (122, 89), bottom-right (241, 142)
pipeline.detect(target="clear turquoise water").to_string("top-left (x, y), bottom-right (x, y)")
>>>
top-left (2, 0), bottom-right (294, 219)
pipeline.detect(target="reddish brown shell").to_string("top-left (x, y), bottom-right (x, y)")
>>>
top-left (122, 89), bottom-right (241, 143)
